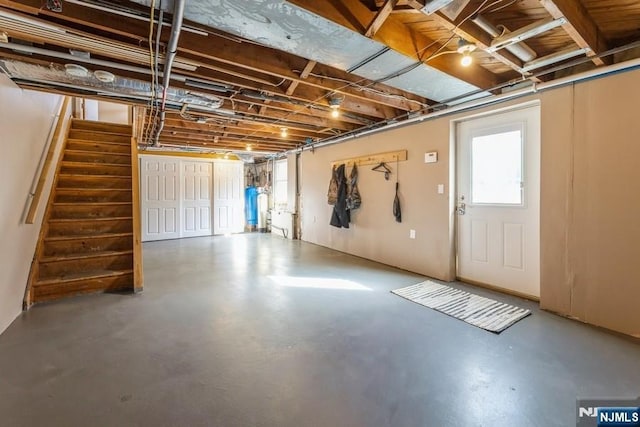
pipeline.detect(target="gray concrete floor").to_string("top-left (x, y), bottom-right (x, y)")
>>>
top-left (1, 233), bottom-right (639, 427)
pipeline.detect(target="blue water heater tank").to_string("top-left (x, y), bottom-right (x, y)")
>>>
top-left (245, 186), bottom-right (258, 226)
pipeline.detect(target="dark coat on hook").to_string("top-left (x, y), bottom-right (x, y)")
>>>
top-left (330, 164), bottom-right (350, 228)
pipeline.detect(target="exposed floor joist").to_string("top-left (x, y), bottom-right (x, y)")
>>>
top-left (539, 0), bottom-right (610, 66)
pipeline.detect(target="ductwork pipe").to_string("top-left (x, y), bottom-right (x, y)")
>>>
top-left (472, 15), bottom-right (537, 63)
top-left (153, 0), bottom-right (185, 146)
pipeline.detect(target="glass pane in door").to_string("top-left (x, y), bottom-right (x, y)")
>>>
top-left (471, 129), bottom-right (523, 205)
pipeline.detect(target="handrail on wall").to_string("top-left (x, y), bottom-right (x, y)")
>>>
top-left (25, 96), bottom-right (71, 225)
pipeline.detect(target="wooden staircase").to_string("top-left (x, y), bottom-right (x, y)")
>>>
top-left (27, 119), bottom-right (139, 304)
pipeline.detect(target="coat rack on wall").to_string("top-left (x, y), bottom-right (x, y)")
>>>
top-left (330, 150), bottom-right (407, 168)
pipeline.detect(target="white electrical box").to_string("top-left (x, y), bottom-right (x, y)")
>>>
top-left (424, 152), bottom-right (438, 163)
top-left (409, 229), bottom-right (416, 239)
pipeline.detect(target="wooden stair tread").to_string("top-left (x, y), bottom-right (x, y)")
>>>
top-left (53, 202), bottom-right (132, 206)
top-left (61, 161), bottom-right (131, 168)
top-left (45, 232), bottom-right (133, 241)
top-left (59, 173), bottom-right (131, 177)
top-left (57, 188), bottom-right (131, 192)
top-left (48, 216), bottom-right (132, 222)
top-left (35, 269), bottom-right (134, 286)
top-left (72, 119), bottom-right (132, 127)
top-left (70, 127), bottom-right (132, 135)
top-left (40, 249), bottom-right (133, 263)
top-left (65, 149), bottom-right (130, 157)
top-left (66, 138), bottom-right (131, 146)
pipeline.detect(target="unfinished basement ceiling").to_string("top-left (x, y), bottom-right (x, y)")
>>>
top-left (0, 0), bottom-right (639, 155)
top-left (129, 0), bottom-right (489, 103)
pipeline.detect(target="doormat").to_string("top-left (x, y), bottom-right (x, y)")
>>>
top-left (391, 281), bottom-right (531, 333)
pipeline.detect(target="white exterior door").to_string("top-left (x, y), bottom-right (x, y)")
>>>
top-left (213, 161), bottom-right (245, 235)
top-left (141, 156), bottom-right (180, 242)
top-left (181, 161), bottom-right (212, 238)
top-left (456, 105), bottom-right (540, 298)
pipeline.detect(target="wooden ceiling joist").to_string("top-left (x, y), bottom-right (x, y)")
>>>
top-left (365, 0), bottom-right (399, 37)
top-left (539, 0), bottom-right (610, 66)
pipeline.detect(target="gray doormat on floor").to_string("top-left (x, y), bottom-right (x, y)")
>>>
top-left (392, 281), bottom-right (531, 333)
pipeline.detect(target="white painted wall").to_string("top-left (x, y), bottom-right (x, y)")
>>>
top-left (98, 101), bottom-right (129, 124)
top-left (84, 99), bottom-right (99, 121)
top-left (300, 69), bottom-right (640, 337)
top-left (0, 75), bottom-right (62, 335)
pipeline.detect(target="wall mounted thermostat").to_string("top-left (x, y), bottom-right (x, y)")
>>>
top-left (424, 152), bottom-right (438, 163)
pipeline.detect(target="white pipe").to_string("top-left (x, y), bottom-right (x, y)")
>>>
top-left (297, 57), bottom-right (640, 154)
top-left (472, 15), bottom-right (537, 63)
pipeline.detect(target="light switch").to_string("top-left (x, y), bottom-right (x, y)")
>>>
top-left (409, 229), bottom-right (416, 239)
top-left (437, 184), bottom-right (445, 194)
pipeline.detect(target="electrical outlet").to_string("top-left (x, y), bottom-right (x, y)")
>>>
top-left (437, 184), bottom-right (444, 194)
top-left (409, 229), bottom-right (416, 239)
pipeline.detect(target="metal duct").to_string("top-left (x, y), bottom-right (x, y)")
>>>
top-left (472, 15), bottom-right (537, 64)
top-left (154, 0), bottom-right (185, 146)
top-left (0, 59), bottom-right (223, 109)
top-left (0, 9), bottom-right (198, 71)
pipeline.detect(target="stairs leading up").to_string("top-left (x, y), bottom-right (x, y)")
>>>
top-left (28, 119), bottom-right (137, 304)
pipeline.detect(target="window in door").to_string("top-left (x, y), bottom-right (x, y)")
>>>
top-left (471, 125), bottom-right (524, 206)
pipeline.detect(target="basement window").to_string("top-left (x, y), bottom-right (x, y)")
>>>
top-left (273, 159), bottom-right (288, 210)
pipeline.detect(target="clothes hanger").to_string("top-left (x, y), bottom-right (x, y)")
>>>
top-left (372, 162), bottom-right (392, 180)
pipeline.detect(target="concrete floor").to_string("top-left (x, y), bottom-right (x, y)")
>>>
top-left (1, 234), bottom-right (639, 427)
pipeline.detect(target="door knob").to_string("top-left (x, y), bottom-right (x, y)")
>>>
top-left (457, 202), bottom-right (466, 215)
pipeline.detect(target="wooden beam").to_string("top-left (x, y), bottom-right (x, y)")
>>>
top-left (258, 101), bottom-right (270, 116)
top-left (163, 117), bottom-right (328, 139)
top-left (331, 149), bottom-right (407, 167)
top-left (365, 0), bottom-right (398, 38)
top-left (130, 124), bottom-right (143, 293)
top-left (539, 0), bottom-right (609, 66)
top-left (284, 0), bottom-right (499, 90)
top-left (285, 60), bottom-right (317, 96)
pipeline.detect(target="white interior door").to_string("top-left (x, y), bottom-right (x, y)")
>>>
top-left (213, 161), bottom-right (244, 235)
top-left (456, 105), bottom-right (540, 298)
top-left (141, 156), bottom-right (180, 241)
top-left (181, 161), bottom-right (212, 238)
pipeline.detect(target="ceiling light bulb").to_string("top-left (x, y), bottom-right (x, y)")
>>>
top-left (328, 95), bottom-right (343, 119)
top-left (461, 53), bottom-right (473, 67)
top-left (280, 127), bottom-right (288, 137)
top-left (457, 38), bottom-right (476, 67)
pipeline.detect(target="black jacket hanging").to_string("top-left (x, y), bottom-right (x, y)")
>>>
top-left (330, 164), bottom-right (350, 228)
top-left (393, 182), bottom-right (402, 223)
